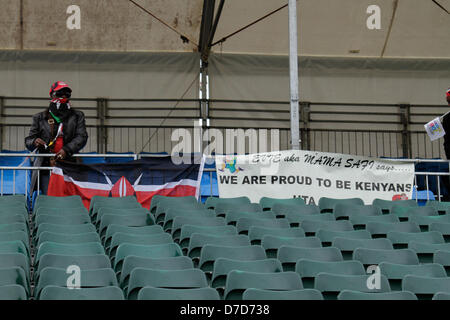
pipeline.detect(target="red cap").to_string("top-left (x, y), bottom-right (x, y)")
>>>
top-left (49, 81), bottom-right (71, 98)
top-left (447, 88), bottom-right (450, 97)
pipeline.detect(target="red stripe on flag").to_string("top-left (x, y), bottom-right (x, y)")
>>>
top-left (48, 173), bottom-right (197, 210)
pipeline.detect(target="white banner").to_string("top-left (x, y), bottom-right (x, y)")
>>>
top-left (216, 150), bottom-right (415, 205)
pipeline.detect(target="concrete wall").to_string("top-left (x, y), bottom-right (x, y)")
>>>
top-left (0, 0), bottom-right (449, 58)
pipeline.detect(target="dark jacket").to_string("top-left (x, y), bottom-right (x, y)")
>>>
top-left (25, 108), bottom-right (88, 193)
top-left (443, 112), bottom-right (450, 159)
top-left (25, 108), bottom-right (88, 159)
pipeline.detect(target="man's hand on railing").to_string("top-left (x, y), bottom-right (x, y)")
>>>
top-left (55, 149), bottom-right (67, 160)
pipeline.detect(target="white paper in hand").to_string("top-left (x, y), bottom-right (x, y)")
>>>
top-left (424, 117), bottom-right (446, 141)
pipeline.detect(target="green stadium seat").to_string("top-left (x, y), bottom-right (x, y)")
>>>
top-left (154, 202), bottom-right (205, 225)
top-left (337, 290), bottom-right (417, 300)
top-left (387, 231), bottom-right (444, 249)
top-left (366, 221), bottom-right (420, 238)
top-left (108, 232), bottom-right (173, 261)
top-left (95, 207), bottom-right (150, 228)
top-left (353, 248), bottom-right (419, 266)
top-left (350, 215), bottom-right (400, 230)
top-left (127, 268), bottom-right (208, 300)
top-left (90, 195), bottom-right (138, 210)
top-left (0, 215), bottom-right (27, 225)
top-left (138, 287), bottom-right (220, 300)
top-left (0, 284), bottom-right (28, 300)
top-left (179, 225), bottom-right (237, 250)
top-left (430, 222), bottom-right (450, 242)
top-left (278, 246), bottom-right (343, 271)
top-left (211, 258), bottom-right (282, 289)
top-left (295, 259), bottom-right (365, 289)
top-left (403, 275), bottom-right (450, 299)
top-left (301, 220), bottom-right (353, 236)
top-left (432, 292), bottom-right (450, 300)
top-left (114, 243), bottom-right (183, 275)
top-left (205, 197), bottom-right (250, 210)
top-left (434, 250), bottom-right (450, 276)
top-left (271, 203), bottom-right (319, 217)
top-left (39, 285), bottom-right (124, 300)
top-left (119, 256), bottom-right (194, 290)
top-left (379, 262), bottom-right (446, 291)
top-left (248, 226), bottom-right (305, 245)
top-left (198, 245), bottom-right (266, 272)
top-left (35, 214), bottom-right (91, 227)
top-left (242, 288), bottom-right (323, 300)
top-left (224, 271), bottom-right (303, 300)
top-left (0, 223), bottom-right (28, 236)
top-left (318, 197), bottom-right (364, 213)
top-left (35, 223), bottom-right (96, 242)
top-left (35, 242), bottom-right (105, 267)
top-left (391, 206), bottom-right (438, 222)
top-left (315, 273), bottom-right (391, 299)
top-left (0, 206), bottom-right (29, 220)
top-left (259, 197), bottom-right (305, 211)
top-left (283, 212), bottom-right (335, 228)
top-left (0, 267), bottom-right (29, 297)
top-left (262, 235), bottom-right (321, 258)
top-left (236, 217), bottom-right (290, 235)
top-left (34, 254), bottom-right (111, 283)
top-left (37, 232), bottom-right (101, 248)
top-left (0, 241), bottom-right (28, 259)
top-left (151, 195), bottom-right (198, 214)
top-left (0, 195), bottom-right (27, 205)
top-left (316, 229), bottom-right (371, 246)
top-left (171, 216), bottom-right (226, 241)
top-left (0, 253), bottom-right (30, 281)
top-left (103, 224), bottom-right (164, 248)
top-left (90, 198), bottom-right (141, 221)
top-left (224, 211), bottom-right (275, 226)
top-left (35, 267), bottom-right (118, 299)
top-left (187, 234), bottom-right (250, 261)
top-left (99, 214), bottom-right (155, 239)
top-left (409, 215), bottom-right (450, 232)
top-left (332, 237), bottom-right (393, 260)
top-left (409, 241), bottom-right (450, 263)
top-left (163, 208), bottom-right (215, 231)
top-left (149, 195), bottom-right (166, 213)
top-left (215, 203), bottom-right (262, 216)
top-left (425, 201), bottom-right (450, 215)
top-left (0, 231), bottom-right (29, 250)
top-left (35, 195), bottom-right (84, 213)
top-left (333, 204), bottom-right (382, 220)
top-left (34, 206), bottom-right (88, 217)
top-left (372, 198), bottom-right (418, 214)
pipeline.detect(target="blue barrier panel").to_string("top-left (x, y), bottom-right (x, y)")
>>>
top-left (0, 150), bottom-right (32, 195)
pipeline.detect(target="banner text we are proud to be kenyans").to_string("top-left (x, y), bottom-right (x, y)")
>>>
top-left (215, 150), bottom-right (415, 205)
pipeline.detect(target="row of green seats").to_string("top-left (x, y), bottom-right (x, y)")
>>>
top-left (33, 195), bottom-right (124, 300)
top-left (0, 195), bottom-right (30, 300)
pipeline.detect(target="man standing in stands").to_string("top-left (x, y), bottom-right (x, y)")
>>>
top-left (440, 88), bottom-right (450, 200)
top-left (25, 81), bottom-right (88, 194)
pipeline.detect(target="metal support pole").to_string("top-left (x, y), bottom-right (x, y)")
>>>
top-left (0, 97), bottom-right (4, 151)
top-left (289, 0), bottom-right (300, 150)
top-left (97, 98), bottom-right (108, 154)
top-left (103, 99), bottom-right (108, 153)
top-left (300, 102), bottom-right (310, 150)
top-left (400, 104), bottom-right (411, 158)
top-left (199, 59), bottom-right (209, 154)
